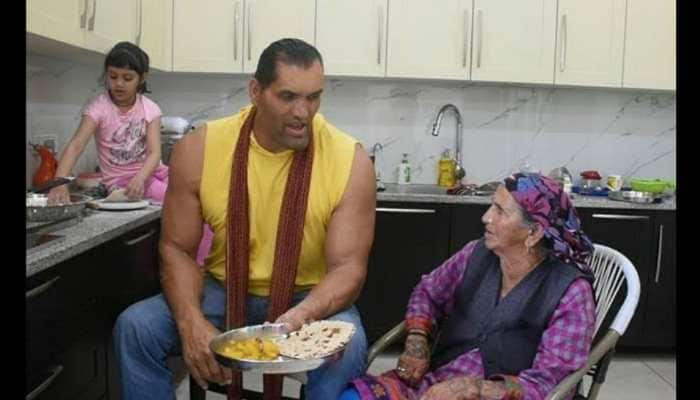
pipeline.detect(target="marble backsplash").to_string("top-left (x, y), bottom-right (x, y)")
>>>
top-left (27, 54), bottom-right (676, 188)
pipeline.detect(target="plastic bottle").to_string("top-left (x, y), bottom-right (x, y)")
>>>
top-left (397, 153), bottom-right (412, 185)
top-left (437, 149), bottom-right (456, 187)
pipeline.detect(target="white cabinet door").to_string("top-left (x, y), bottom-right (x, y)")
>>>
top-left (555, 0), bottom-right (626, 87)
top-left (471, 0), bottom-right (556, 84)
top-left (27, 0), bottom-right (87, 48)
top-left (316, 0), bottom-right (388, 77)
top-left (84, 0), bottom-right (139, 54)
top-left (138, 0), bottom-right (173, 71)
top-left (172, 0), bottom-right (243, 73)
top-left (623, 0), bottom-right (675, 90)
top-left (387, 0), bottom-right (473, 80)
top-left (242, 0), bottom-right (316, 73)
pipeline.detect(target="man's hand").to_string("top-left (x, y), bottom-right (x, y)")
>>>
top-left (179, 318), bottom-right (232, 389)
top-left (396, 333), bottom-right (431, 387)
top-left (419, 377), bottom-right (481, 400)
top-left (274, 304), bottom-right (315, 332)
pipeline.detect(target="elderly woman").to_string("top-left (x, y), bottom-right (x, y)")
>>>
top-left (340, 173), bottom-right (597, 400)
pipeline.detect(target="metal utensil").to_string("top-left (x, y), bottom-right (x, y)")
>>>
top-left (28, 176), bottom-right (75, 194)
top-left (210, 323), bottom-right (350, 374)
top-left (608, 190), bottom-right (660, 204)
top-left (26, 193), bottom-right (92, 222)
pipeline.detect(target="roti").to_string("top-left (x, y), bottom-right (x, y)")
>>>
top-left (277, 320), bottom-right (355, 360)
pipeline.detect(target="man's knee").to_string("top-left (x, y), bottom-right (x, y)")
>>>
top-left (114, 302), bottom-right (150, 340)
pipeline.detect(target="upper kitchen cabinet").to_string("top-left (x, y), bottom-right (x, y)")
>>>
top-left (27, 0), bottom-right (138, 54)
top-left (242, 0), bottom-right (316, 73)
top-left (138, 0), bottom-right (173, 71)
top-left (173, 0), bottom-right (243, 73)
top-left (554, 0), bottom-right (627, 88)
top-left (316, 0), bottom-right (388, 77)
top-left (387, 0), bottom-right (473, 80)
top-left (83, 0), bottom-right (139, 54)
top-left (623, 0), bottom-right (676, 91)
top-left (470, 0), bottom-right (557, 84)
top-left (27, 0), bottom-right (86, 48)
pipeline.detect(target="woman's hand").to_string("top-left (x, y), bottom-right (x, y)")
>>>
top-left (124, 175), bottom-right (145, 200)
top-left (47, 185), bottom-right (71, 205)
top-left (419, 377), bottom-right (481, 400)
top-left (396, 333), bottom-right (431, 387)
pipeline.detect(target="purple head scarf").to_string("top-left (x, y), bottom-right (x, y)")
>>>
top-left (504, 172), bottom-right (594, 271)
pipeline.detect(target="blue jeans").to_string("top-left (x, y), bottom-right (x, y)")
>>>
top-left (113, 276), bottom-right (368, 400)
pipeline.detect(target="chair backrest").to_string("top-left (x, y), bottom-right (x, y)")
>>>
top-left (588, 244), bottom-right (641, 337)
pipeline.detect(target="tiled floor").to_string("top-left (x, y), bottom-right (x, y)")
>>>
top-left (175, 353), bottom-right (675, 399)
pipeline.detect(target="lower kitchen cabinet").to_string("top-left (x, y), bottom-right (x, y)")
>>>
top-left (26, 219), bottom-right (163, 400)
top-left (578, 208), bottom-right (676, 350)
top-left (27, 246), bottom-right (109, 400)
top-left (642, 211), bottom-right (676, 349)
top-left (450, 203), bottom-right (490, 253)
top-left (357, 202), bottom-right (451, 343)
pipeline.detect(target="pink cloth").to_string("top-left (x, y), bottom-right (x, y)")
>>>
top-left (83, 92), bottom-right (164, 190)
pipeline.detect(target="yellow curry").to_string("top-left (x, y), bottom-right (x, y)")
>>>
top-left (219, 338), bottom-right (280, 361)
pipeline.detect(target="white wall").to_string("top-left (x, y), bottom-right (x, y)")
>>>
top-left (27, 54), bottom-right (676, 188)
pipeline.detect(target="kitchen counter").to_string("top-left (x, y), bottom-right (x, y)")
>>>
top-left (377, 184), bottom-right (676, 211)
top-left (27, 205), bottom-right (162, 278)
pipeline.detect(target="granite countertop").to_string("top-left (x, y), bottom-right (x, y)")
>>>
top-left (376, 184), bottom-right (676, 211)
top-left (27, 205), bottom-right (162, 278)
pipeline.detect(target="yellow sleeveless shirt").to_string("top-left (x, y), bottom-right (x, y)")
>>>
top-left (200, 105), bottom-right (359, 296)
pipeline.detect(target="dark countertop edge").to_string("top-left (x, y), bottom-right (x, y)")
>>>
top-left (376, 193), bottom-right (676, 211)
top-left (26, 209), bottom-right (161, 278)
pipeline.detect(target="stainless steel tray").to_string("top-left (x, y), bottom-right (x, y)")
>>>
top-left (210, 323), bottom-right (348, 374)
top-left (608, 190), bottom-right (660, 204)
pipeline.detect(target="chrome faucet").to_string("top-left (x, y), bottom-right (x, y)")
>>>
top-left (431, 104), bottom-right (466, 181)
top-left (370, 142), bottom-right (386, 191)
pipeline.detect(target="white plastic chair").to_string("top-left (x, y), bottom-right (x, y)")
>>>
top-left (365, 244), bottom-right (641, 400)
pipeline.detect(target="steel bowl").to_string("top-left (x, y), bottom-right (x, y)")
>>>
top-left (210, 323), bottom-right (348, 374)
top-left (26, 193), bottom-right (92, 222)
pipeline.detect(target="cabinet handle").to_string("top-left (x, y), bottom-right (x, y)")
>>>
top-left (26, 276), bottom-right (60, 300)
top-left (591, 214), bottom-right (650, 221)
top-left (476, 10), bottom-right (483, 68)
top-left (247, 2), bottom-right (253, 61)
top-left (79, 0), bottom-right (89, 28)
top-left (654, 224), bottom-right (664, 283)
top-left (124, 228), bottom-right (156, 246)
top-left (559, 14), bottom-right (567, 72)
top-left (377, 5), bottom-right (383, 65)
top-left (135, 0), bottom-right (143, 46)
top-left (88, 0), bottom-right (96, 31)
top-left (463, 9), bottom-right (469, 68)
top-left (234, 2), bottom-right (240, 60)
top-left (376, 207), bottom-right (436, 214)
top-left (26, 365), bottom-right (64, 400)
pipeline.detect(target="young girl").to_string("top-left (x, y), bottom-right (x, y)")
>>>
top-left (49, 41), bottom-right (167, 204)
top-left (48, 41), bottom-right (212, 264)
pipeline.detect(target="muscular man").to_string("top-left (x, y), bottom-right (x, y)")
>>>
top-left (113, 38), bottom-right (376, 399)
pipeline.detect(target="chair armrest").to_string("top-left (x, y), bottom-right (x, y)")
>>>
top-left (366, 322), bottom-right (406, 369)
top-left (545, 330), bottom-right (621, 400)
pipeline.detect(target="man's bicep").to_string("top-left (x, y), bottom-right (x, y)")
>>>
top-left (160, 132), bottom-right (206, 257)
top-left (324, 144), bottom-right (376, 270)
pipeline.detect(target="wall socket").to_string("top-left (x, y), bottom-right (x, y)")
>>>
top-left (32, 134), bottom-right (58, 153)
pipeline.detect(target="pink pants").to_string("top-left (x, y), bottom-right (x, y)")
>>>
top-left (112, 166), bottom-right (214, 266)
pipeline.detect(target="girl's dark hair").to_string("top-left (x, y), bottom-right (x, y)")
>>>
top-left (102, 41), bottom-right (151, 93)
top-left (254, 38), bottom-right (323, 89)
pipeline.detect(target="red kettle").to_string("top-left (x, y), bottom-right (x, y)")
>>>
top-left (32, 144), bottom-right (58, 187)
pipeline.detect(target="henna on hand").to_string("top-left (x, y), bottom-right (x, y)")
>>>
top-left (405, 333), bottom-right (430, 359)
